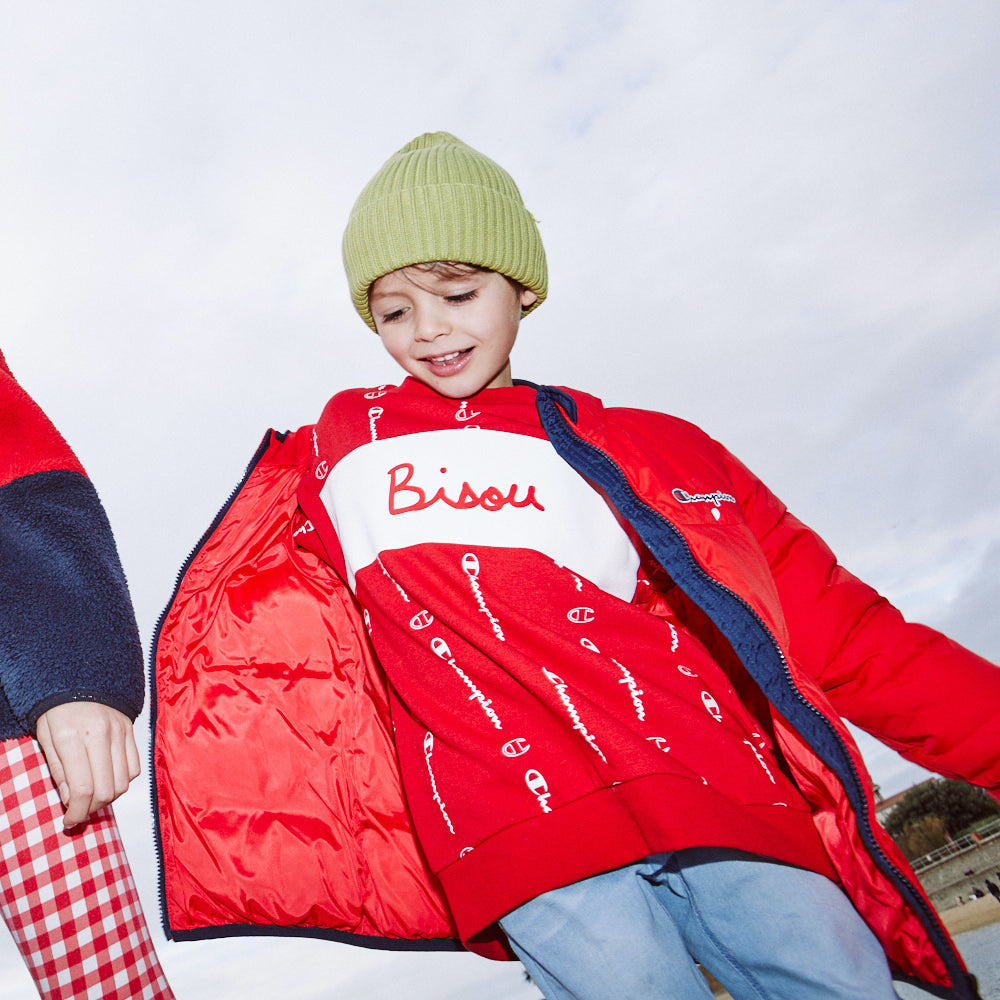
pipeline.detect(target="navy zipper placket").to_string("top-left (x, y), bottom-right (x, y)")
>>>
top-left (147, 429), bottom-right (283, 939)
top-left (535, 387), bottom-right (974, 1000)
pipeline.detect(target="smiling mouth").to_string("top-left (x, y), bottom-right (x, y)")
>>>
top-left (422, 347), bottom-right (473, 371)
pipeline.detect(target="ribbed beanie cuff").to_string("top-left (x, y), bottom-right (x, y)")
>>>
top-left (342, 132), bottom-right (548, 330)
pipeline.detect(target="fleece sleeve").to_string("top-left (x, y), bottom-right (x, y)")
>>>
top-left (723, 448), bottom-right (1000, 796)
top-left (0, 351), bottom-right (144, 736)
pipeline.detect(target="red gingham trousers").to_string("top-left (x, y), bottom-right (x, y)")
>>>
top-left (0, 736), bottom-right (174, 999)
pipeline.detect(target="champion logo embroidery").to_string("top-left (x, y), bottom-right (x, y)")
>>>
top-left (462, 553), bottom-right (505, 641)
top-left (677, 664), bottom-right (698, 678)
top-left (579, 637), bottom-right (600, 653)
top-left (567, 606), bottom-right (595, 624)
top-left (524, 768), bottom-right (553, 813)
top-left (431, 637), bottom-right (503, 730)
top-left (368, 406), bottom-right (384, 441)
top-left (701, 691), bottom-right (723, 721)
top-left (672, 488), bottom-right (736, 507)
top-left (502, 738), bottom-right (531, 758)
top-left (743, 739), bottom-right (777, 784)
top-left (646, 737), bottom-right (671, 752)
top-left (377, 557), bottom-right (410, 603)
top-left (542, 668), bottom-right (607, 762)
top-left (409, 609), bottom-right (434, 630)
top-left (613, 659), bottom-right (646, 721)
top-left (364, 385), bottom-right (389, 399)
top-left (672, 487), bottom-right (735, 520)
top-left (455, 400), bottom-right (481, 422)
top-left (666, 621), bottom-right (679, 653)
top-left (311, 427), bottom-right (320, 457)
top-left (387, 463), bottom-right (545, 515)
top-left (315, 460), bottom-right (329, 481)
top-left (292, 519), bottom-right (314, 538)
top-left (363, 608), bottom-right (372, 635)
top-left (423, 732), bottom-right (455, 834)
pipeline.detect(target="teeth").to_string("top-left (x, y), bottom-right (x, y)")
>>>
top-left (430, 350), bottom-right (462, 362)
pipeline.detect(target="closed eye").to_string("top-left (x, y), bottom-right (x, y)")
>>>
top-left (445, 289), bottom-right (478, 304)
top-left (380, 307), bottom-right (407, 323)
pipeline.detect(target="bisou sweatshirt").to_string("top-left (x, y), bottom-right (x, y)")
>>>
top-left (298, 378), bottom-right (832, 938)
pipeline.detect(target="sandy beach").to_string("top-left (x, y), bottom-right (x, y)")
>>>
top-left (938, 893), bottom-right (1000, 936)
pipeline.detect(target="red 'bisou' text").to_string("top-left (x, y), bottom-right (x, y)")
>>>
top-left (388, 463), bottom-right (545, 515)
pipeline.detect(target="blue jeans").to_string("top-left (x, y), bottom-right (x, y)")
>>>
top-left (498, 848), bottom-right (904, 1000)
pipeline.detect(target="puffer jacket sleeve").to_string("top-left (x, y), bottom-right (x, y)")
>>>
top-left (722, 447), bottom-right (1000, 797)
top-left (0, 350), bottom-right (144, 737)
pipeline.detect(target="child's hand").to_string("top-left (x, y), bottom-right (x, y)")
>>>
top-left (35, 702), bottom-right (141, 830)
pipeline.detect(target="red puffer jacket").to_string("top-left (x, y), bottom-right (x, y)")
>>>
top-left (152, 384), bottom-right (1000, 997)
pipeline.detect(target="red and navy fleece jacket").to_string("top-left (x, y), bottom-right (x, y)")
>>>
top-left (0, 350), bottom-right (143, 740)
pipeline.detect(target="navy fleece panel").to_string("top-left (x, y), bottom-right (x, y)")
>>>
top-left (0, 469), bottom-right (143, 737)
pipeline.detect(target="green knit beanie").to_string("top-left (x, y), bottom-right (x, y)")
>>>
top-left (342, 131), bottom-right (548, 330)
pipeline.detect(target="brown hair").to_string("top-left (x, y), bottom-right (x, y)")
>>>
top-left (370, 261), bottom-right (528, 309)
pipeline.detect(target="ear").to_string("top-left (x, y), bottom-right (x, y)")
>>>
top-left (519, 287), bottom-right (539, 310)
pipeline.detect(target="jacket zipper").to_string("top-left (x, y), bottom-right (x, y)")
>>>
top-left (536, 388), bottom-right (976, 999)
top-left (147, 429), bottom-right (281, 939)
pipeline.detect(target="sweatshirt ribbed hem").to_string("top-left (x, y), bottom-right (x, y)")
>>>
top-left (439, 772), bottom-right (836, 942)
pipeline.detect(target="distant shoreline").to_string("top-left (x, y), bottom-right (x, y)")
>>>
top-left (939, 894), bottom-right (1000, 937)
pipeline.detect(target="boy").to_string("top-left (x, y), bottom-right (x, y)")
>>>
top-left (152, 133), bottom-right (1000, 1000)
top-left (1, 350), bottom-right (174, 998)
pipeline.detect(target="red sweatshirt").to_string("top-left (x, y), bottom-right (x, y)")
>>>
top-left (298, 378), bottom-right (832, 938)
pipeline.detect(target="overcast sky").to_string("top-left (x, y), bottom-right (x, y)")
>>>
top-left (2, 2), bottom-right (999, 996)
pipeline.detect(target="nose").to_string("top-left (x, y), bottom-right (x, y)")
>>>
top-left (413, 301), bottom-right (451, 342)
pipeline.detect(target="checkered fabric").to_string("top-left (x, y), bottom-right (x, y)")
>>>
top-left (0, 736), bottom-right (174, 1000)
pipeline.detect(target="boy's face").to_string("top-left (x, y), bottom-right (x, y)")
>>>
top-left (369, 266), bottom-right (538, 399)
